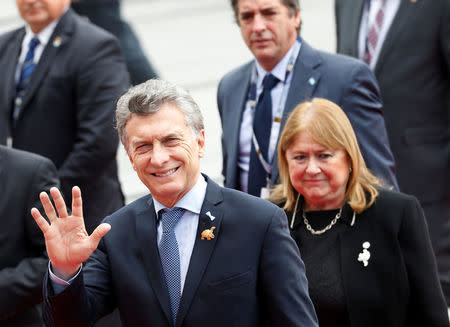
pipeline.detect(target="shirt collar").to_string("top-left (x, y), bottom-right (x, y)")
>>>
top-left (254, 38), bottom-right (301, 86)
top-left (24, 18), bottom-right (59, 48)
top-left (153, 174), bottom-right (208, 217)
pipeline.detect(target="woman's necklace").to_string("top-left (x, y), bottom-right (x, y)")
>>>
top-left (290, 193), bottom-right (343, 235)
top-left (302, 207), bottom-right (342, 235)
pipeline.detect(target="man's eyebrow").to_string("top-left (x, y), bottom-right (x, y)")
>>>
top-left (239, 9), bottom-right (253, 16)
top-left (131, 139), bottom-right (150, 148)
top-left (260, 6), bottom-right (277, 13)
top-left (161, 132), bottom-right (183, 141)
top-left (240, 6), bottom-right (277, 15)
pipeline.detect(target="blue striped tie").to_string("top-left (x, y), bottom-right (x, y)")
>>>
top-left (158, 207), bottom-right (184, 324)
top-left (13, 36), bottom-right (40, 124)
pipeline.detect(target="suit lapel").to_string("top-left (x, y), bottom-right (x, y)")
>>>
top-left (136, 198), bottom-right (173, 325)
top-left (227, 63), bottom-right (252, 185)
top-left (348, 0), bottom-right (365, 58)
top-left (374, 0), bottom-right (419, 75)
top-left (347, 0), bottom-right (365, 57)
top-left (19, 10), bottom-right (74, 117)
top-left (271, 41), bottom-right (321, 185)
top-left (338, 214), bottom-right (379, 326)
top-left (176, 178), bottom-right (223, 327)
top-left (0, 148), bottom-right (4, 214)
top-left (2, 30), bottom-right (25, 122)
top-left (283, 41), bottom-right (322, 127)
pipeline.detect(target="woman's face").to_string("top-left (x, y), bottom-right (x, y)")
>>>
top-left (285, 131), bottom-right (351, 211)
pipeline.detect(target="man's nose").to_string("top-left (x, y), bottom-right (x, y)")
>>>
top-left (150, 144), bottom-right (169, 167)
top-left (252, 14), bottom-right (267, 33)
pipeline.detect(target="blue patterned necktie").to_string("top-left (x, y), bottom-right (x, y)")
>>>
top-left (13, 36), bottom-right (40, 124)
top-left (158, 207), bottom-right (184, 324)
top-left (248, 73), bottom-right (279, 196)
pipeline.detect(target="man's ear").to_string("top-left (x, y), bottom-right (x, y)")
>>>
top-left (294, 10), bottom-right (301, 31)
top-left (198, 130), bottom-right (206, 157)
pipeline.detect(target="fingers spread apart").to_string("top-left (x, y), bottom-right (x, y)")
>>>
top-left (50, 187), bottom-right (69, 218)
top-left (31, 207), bottom-right (50, 234)
top-left (71, 186), bottom-right (83, 218)
top-left (89, 223), bottom-right (111, 251)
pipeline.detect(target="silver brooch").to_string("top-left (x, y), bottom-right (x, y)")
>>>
top-left (205, 211), bottom-right (215, 221)
top-left (357, 241), bottom-right (371, 267)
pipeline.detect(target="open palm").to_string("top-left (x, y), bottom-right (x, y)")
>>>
top-left (31, 186), bottom-right (111, 280)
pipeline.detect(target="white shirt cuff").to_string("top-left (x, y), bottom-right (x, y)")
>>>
top-left (48, 261), bottom-right (82, 294)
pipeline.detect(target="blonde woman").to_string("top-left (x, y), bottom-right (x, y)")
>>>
top-left (270, 98), bottom-right (448, 327)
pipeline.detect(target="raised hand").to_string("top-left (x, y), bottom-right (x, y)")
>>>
top-left (31, 186), bottom-right (111, 280)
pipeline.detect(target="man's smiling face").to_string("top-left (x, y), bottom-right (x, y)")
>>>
top-left (126, 103), bottom-right (205, 208)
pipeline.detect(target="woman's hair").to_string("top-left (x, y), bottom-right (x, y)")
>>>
top-left (269, 98), bottom-right (381, 213)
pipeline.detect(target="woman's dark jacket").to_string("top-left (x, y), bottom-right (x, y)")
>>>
top-left (285, 188), bottom-right (449, 326)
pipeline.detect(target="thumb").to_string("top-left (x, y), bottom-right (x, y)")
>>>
top-left (89, 223), bottom-right (111, 250)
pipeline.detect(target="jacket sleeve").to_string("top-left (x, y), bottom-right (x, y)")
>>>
top-left (340, 61), bottom-right (399, 190)
top-left (43, 237), bottom-right (113, 327)
top-left (0, 157), bottom-right (59, 320)
top-left (217, 78), bottom-right (228, 184)
top-left (399, 196), bottom-right (449, 326)
top-left (259, 207), bottom-right (318, 326)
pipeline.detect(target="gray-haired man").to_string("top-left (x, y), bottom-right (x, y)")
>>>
top-left (32, 79), bottom-right (318, 327)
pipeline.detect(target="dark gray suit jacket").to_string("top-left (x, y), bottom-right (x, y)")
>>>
top-left (217, 39), bottom-right (398, 191)
top-left (0, 9), bottom-right (130, 234)
top-left (335, 0), bottom-right (449, 205)
top-left (42, 176), bottom-right (318, 327)
top-left (0, 146), bottom-right (59, 326)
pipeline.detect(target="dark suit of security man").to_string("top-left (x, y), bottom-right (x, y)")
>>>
top-left (0, 0), bottom-right (130, 235)
top-left (0, 145), bottom-right (59, 326)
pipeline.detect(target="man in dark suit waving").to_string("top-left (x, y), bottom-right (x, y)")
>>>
top-left (31, 79), bottom-right (318, 327)
top-left (0, 0), bottom-right (130, 235)
top-left (0, 145), bottom-right (59, 326)
top-left (218, 0), bottom-right (398, 198)
top-left (335, 0), bottom-right (450, 304)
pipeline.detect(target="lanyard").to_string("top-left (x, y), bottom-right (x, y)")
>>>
top-left (247, 38), bottom-right (301, 176)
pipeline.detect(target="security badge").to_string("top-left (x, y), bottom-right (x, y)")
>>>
top-left (260, 178), bottom-right (272, 200)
